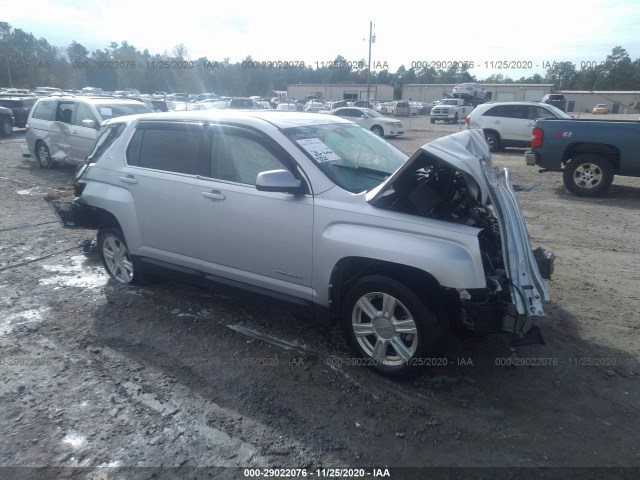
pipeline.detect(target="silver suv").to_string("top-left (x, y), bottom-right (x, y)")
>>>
top-left (25, 96), bottom-right (153, 168)
top-left (51, 110), bottom-right (553, 379)
top-left (465, 101), bottom-right (571, 152)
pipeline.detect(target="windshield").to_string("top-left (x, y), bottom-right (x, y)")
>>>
top-left (361, 108), bottom-right (382, 118)
top-left (283, 123), bottom-right (408, 193)
top-left (442, 100), bottom-right (459, 105)
top-left (96, 103), bottom-right (153, 120)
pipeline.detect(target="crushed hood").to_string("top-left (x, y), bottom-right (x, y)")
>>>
top-left (367, 129), bottom-right (492, 205)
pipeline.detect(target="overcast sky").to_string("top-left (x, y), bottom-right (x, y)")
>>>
top-left (2, 0), bottom-right (639, 78)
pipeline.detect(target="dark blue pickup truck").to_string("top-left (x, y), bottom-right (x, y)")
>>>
top-left (525, 118), bottom-right (640, 196)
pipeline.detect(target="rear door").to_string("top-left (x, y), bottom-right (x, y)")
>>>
top-left (122, 121), bottom-right (212, 262)
top-left (483, 105), bottom-right (529, 142)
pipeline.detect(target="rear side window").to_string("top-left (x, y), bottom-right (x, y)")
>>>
top-left (31, 100), bottom-right (56, 120)
top-left (127, 122), bottom-right (207, 175)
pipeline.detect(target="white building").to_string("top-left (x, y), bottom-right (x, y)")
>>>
top-left (557, 91), bottom-right (640, 113)
top-left (402, 84), bottom-right (554, 103)
top-left (287, 84), bottom-right (394, 102)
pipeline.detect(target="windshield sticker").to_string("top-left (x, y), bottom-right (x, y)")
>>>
top-left (99, 107), bottom-right (113, 116)
top-left (296, 138), bottom-right (340, 163)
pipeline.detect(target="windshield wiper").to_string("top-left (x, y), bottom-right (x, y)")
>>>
top-left (332, 163), bottom-right (390, 177)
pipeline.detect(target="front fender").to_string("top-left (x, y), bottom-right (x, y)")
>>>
top-left (313, 222), bottom-right (485, 305)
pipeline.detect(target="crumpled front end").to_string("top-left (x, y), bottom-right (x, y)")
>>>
top-left (368, 129), bottom-right (554, 335)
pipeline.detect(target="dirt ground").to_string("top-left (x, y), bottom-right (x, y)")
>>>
top-left (1, 116), bottom-right (639, 479)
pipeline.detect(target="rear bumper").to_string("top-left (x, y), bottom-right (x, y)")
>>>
top-left (49, 200), bottom-right (102, 229)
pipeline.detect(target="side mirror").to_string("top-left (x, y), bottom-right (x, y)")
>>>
top-left (81, 119), bottom-right (97, 129)
top-left (256, 169), bottom-right (303, 194)
top-left (360, 115), bottom-right (367, 119)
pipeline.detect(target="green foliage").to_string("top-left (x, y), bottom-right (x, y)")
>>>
top-left (0, 22), bottom-right (638, 95)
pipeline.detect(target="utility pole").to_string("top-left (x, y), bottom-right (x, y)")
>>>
top-left (366, 21), bottom-right (375, 107)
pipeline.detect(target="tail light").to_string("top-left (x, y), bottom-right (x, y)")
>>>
top-left (465, 116), bottom-right (470, 126)
top-left (531, 127), bottom-right (543, 148)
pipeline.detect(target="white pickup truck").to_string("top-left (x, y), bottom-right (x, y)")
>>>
top-left (430, 98), bottom-right (477, 124)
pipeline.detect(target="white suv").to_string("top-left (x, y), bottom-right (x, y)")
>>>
top-left (466, 102), bottom-right (572, 152)
top-left (51, 110), bottom-right (553, 379)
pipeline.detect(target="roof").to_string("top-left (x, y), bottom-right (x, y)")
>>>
top-left (116, 109), bottom-right (352, 129)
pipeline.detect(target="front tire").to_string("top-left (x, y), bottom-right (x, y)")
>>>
top-left (36, 142), bottom-right (53, 169)
top-left (484, 131), bottom-right (500, 152)
top-left (563, 154), bottom-right (614, 196)
top-left (371, 125), bottom-right (384, 137)
top-left (341, 275), bottom-right (445, 380)
top-left (1, 119), bottom-right (12, 137)
top-left (98, 228), bottom-right (145, 285)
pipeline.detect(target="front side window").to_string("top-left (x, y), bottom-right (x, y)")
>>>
top-left (127, 122), bottom-right (206, 175)
top-left (74, 103), bottom-right (98, 126)
top-left (283, 123), bottom-right (407, 193)
top-left (211, 128), bottom-right (290, 185)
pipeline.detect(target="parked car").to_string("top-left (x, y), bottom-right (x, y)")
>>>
top-left (25, 96), bottom-right (153, 168)
top-left (466, 101), bottom-right (572, 152)
top-left (326, 100), bottom-right (348, 111)
top-left (452, 83), bottom-right (487, 101)
top-left (0, 106), bottom-right (15, 136)
top-left (34, 87), bottom-right (63, 96)
top-left (49, 110), bottom-right (552, 379)
top-left (228, 97), bottom-right (258, 109)
top-left (199, 100), bottom-right (229, 110)
top-left (0, 96), bottom-right (38, 128)
top-left (304, 100), bottom-right (325, 112)
top-left (391, 100), bottom-right (411, 117)
top-left (376, 102), bottom-right (392, 115)
top-left (276, 102), bottom-right (298, 111)
top-left (541, 94), bottom-right (567, 112)
top-left (329, 107), bottom-right (405, 137)
top-left (592, 104), bottom-right (609, 114)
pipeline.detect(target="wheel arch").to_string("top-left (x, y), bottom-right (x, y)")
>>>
top-left (482, 128), bottom-right (501, 140)
top-left (328, 256), bottom-right (446, 326)
top-left (562, 143), bottom-right (620, 172)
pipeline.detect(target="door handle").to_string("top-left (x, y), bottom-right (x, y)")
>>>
top-left (493, 120), bottom-right (501, 124)
top-left (201, 191), bottom-right (226, 201)
top-left (71, 129), bottom-right (78, 134)
top-left (119, 175), bottom-right (138, 184)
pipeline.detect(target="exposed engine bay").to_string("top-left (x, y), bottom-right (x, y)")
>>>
top-left (370, 153), bottom-right (504, 278)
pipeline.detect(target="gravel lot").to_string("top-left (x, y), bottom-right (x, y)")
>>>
top-left (1, 116), bottom-right (639, 479)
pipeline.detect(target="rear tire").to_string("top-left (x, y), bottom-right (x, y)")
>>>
top-left (563, 154), bottom-right (614, 196)
top-left (1, 119), bottom-right (12, 137)
top-left (341, 275), bottom-right (447, 380)
top-left (98, 228), bottom-right (147, 285)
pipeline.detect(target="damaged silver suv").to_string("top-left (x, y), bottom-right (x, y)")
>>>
top-left (51, 110), bottom-right (554, 379)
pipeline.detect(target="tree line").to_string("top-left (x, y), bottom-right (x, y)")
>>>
top-left (1, 22), bottom-right (639, 97)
